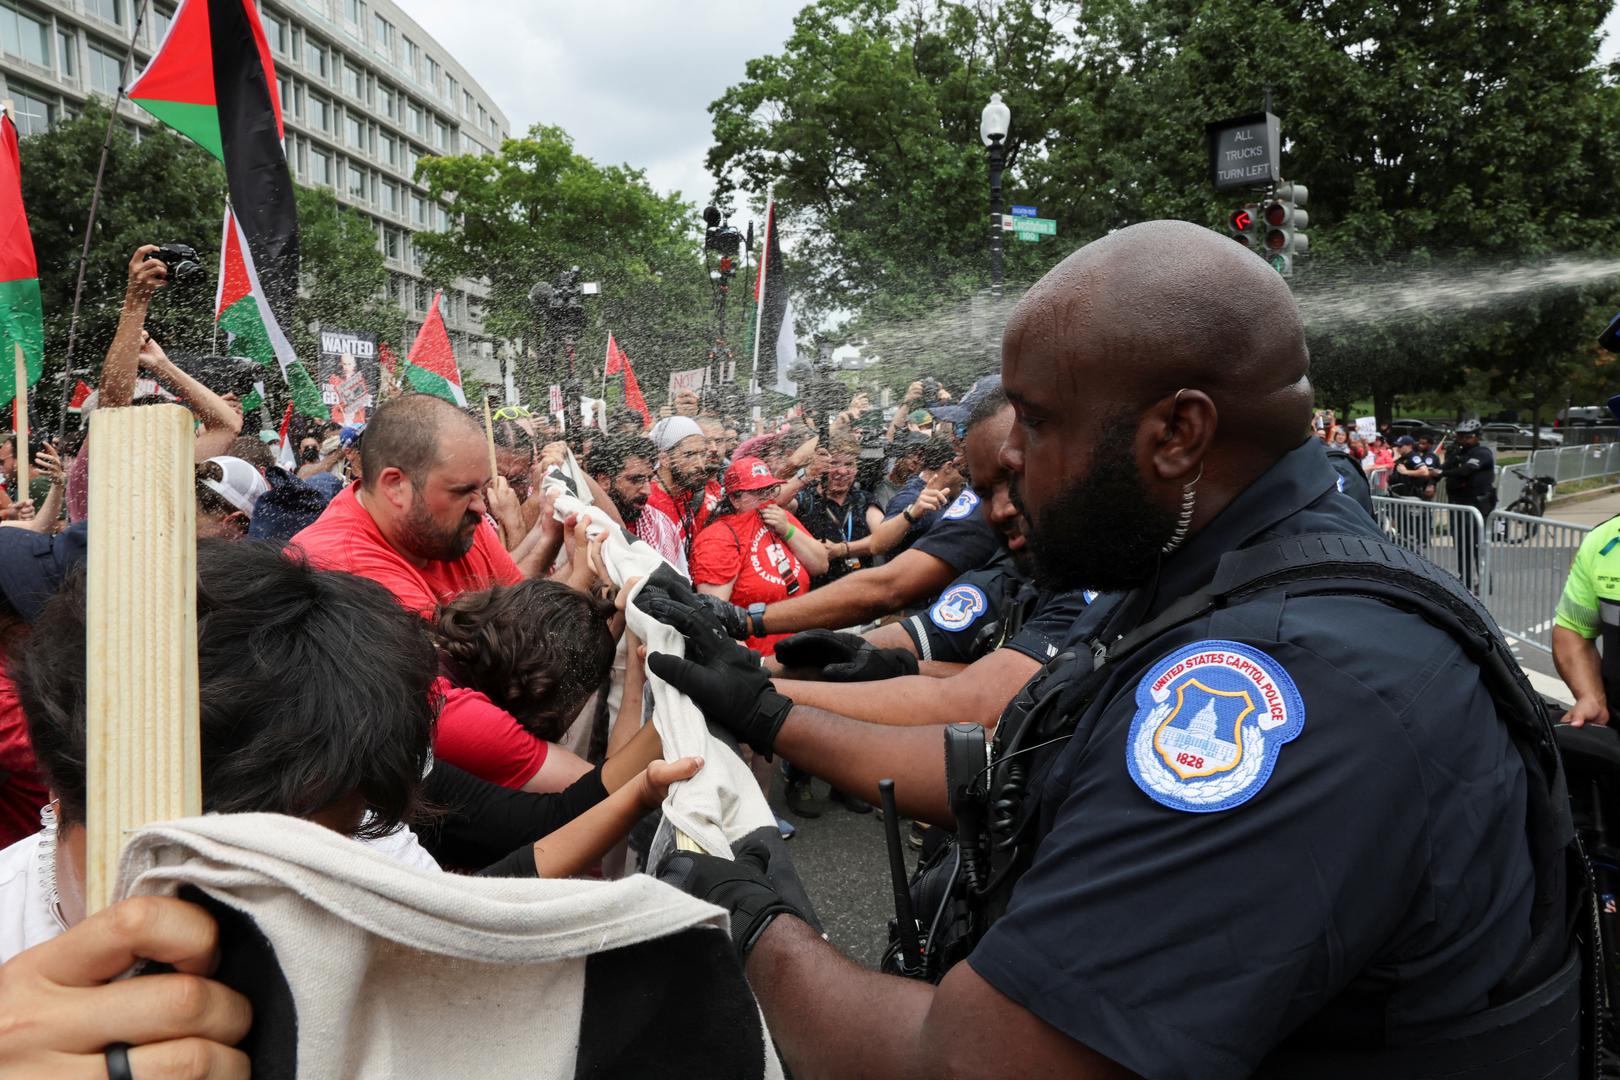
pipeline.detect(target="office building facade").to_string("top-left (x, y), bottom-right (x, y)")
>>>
top-left (0, 0), bottom-right (508, 382)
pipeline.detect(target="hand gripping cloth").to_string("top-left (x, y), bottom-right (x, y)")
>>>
top-left (116, 814), bottom-right (785, 1079)
top-left (540, 457), bottom-right (776, 862)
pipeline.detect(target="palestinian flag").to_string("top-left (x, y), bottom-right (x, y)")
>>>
top-left (0, 112), bottom-right (42, 410)
top-left (403, 291), bottom-right (465, 405)
top-left (747, 199), bottom-right (796, 397)
top-left (275, 401), bottom-right (296, 471)
top-left (216, 208), bottom-right (323, 417)
top-left (66, 380), bottom-right (92, 415)
top-left (127, 0), bottom-right (284, 162)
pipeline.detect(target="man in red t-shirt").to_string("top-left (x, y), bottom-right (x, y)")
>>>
top-left (636, 416), bottom-right (717, 577)
top-left (292, 394), bottom-right (564, 617)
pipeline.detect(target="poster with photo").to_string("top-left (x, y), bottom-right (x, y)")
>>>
top-left (318, 328), bottom-right (379, 427)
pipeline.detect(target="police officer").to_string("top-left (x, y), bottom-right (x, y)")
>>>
top-left (644, 222), bottom-right (1571, 1079)
top-left (1393, 434), bottom-right (1442, 499)
top-left (1322, 430), bottom-right (1373, 515)
top-left (1552, 512), bottom-right (1620, 728)
top-left (1441, 419), bottom-right (1496, 588)
top-left (766, 390), bottom-right (1097, 733)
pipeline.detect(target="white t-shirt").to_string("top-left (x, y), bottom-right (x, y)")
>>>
top-left (0, 817), bottom-right (441, 965)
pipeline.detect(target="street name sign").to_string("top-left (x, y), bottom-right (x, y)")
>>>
top-left (1000, 215), bottom-right (1057, 236)
top-left (1010, 205), bottom-right (1039, 217)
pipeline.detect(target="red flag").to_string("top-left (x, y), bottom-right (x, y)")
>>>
top-left (275, 401), bottom-right (296, 471)
top-left (404, 291), bottom-right (465, 405)
top-left (66, 380), bottom-right (92, 414)
top-left (605, 333), bottom-right (649, 428)
top-left (378, 341), bottom-right (398, 375)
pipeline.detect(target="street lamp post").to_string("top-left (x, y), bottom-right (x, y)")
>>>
top-left (980, 91), bottom-right (1011, 296)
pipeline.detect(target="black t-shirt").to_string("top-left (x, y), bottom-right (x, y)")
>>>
top-left (909, 488), bottom-right (1002, 577)
top-left (968, 438), bottom-right (1539, 1077)
top-left (797, 486), bottom-right (873, 585)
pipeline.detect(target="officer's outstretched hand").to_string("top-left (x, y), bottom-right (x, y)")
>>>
top-left (634, 565), bottom-right (752, 646)
top-left (658, 828), bottom-right (806, 959)
top-left (775, 629), bottom-right (921, 682)
top-left (647, 646), bottom-right (792, 758)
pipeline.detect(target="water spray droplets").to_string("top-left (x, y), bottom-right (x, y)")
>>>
top-left (1295, 256), bottom-right (1620, 328)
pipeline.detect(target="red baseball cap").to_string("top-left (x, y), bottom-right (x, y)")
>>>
top-left (724, 456), bottom-right (783, 493)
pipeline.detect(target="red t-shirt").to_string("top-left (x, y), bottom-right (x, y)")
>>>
top-left (430, 676), bottom-right (549, 789)
top-left (635, 479), bottom-right (716, 577)
top-left (0, 670), bottom-right (47, 849)
top-left (690, 509), bottom-right (811, 656)
top-left (290, 484), bottom-right (521, 617)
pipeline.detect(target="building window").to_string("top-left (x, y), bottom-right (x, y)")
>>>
top-left (406, 101), bottom-right (423, 136)
top-left (345, 112), bottom-right (365, 148)
top-left (403, 36), bottom-right (418, 73)
top-left (307, 92), bottom-right (329, 131)
top-left (370, 13), bottom-right (391, 54)
top-left (342, 62), bottom-right (361, 100)
top-left (9, 81), bottom-right (53, 135)
top-left (342, 0), bottom-right (359, 24)
top-left (425, 56), bottom-right (439, 92)
top-left (347, 163), bottom-right (365, 200)
top-left (55, 27), bottom-right (74, 77)
top-left (277, 73), bottom-right (293, 115)
top-left (375, 82), bottom-right (394, 118)
top-left (444, 74), bottom-right (457, 106)
top-left (309, 147), bottom-right (332, 186)
top-left (411, 193), bottom-right (427, 226)
top-left (381, 179), bottom-right (399, 213)
top-left (87, 41), bottom-right (123, 96)
top-left (260, 10), bottom-right (285, 53)
top-left (403, 143), bottom-right (418, 177)
top-left (433, 119), bottom-right (448, 150)
top-left (382, 226), bottom-right (399, 259)
top-left (151, 4), bottom-right (173, 42)
top-left (86, 0), bottom-right (122, 26)
top-left (0, 2), bottom-right (50, 67)
top-left (379, 131), bottom-right (397, 166)
top-left (463, 90), bottom-right (473, 118)
top-left (305, 38), bottom-right (327, 79)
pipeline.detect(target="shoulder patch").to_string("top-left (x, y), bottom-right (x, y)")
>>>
top-left (929, 584), bottom-right (987, 632)
top-left (941, 489), bottom-right (980, 521)
top-left (1126, 639), bottom-right (1304, 813)
top-left (1082, 589), bottom-right (1100, 605)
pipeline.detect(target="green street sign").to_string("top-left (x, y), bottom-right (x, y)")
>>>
top-left (1017, 232), bottom-right (1040, 242)
top-left (1001, 214), bottom-right (1057, 236)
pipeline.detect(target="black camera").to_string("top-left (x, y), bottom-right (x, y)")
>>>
top-left (702, 206), bottom-right (743, 259)
top-left (145, 243), bottom-right (202, 286)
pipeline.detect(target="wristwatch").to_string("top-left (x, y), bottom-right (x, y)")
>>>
top-left (746, 602), bottom-right (768, 638)
top-left (901, 507), bottom-right (918, 524)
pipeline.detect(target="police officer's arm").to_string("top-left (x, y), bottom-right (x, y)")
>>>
top-left (756, 549), bottom-right (963, 635)
top-left (773, 648), bottom-right (1037, 731)
top-left (770, 705), bottom-right (956, 825)
top-left (746, 917), bottom-right (1138, 1080)
top-left (848, 488), bottom-right (948, 557)
top-left (1553, 534), bottom-right (1608, 726)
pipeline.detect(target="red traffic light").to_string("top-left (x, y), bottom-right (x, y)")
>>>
top-left (1229, 208), bottom-right (1253, 232)
top-left (1264, 201), bottom-right (1288, 227)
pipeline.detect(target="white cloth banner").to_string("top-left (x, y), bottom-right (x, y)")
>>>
top-left (668, 367), bottom-right (709, 397)
top-left (543, 456), bottom-right (775, 860)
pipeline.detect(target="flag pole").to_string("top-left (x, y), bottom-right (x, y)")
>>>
top-left (13, 343), bottom-right (27, 501)
top-left (599, 335), bottom-right (610, 412)
top-left (748, 189), bottom-right (773, 430)
top-left (481, 393), bottom-right (499, 483)
top-left (56, 0), bottom-right (151, 445)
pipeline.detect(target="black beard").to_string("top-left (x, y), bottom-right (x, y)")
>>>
top-left (1011, 412), bottom-right (1179, 592)
top-left (614, 494), bottom-right (646, 525)
top-left (400, 493), bottom-right (478, 561)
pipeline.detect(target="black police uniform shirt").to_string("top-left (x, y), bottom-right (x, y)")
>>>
top-left (1322, 445), bottom-right (1374, 516)
top-left (1395, 449), bottom-right (1439, 494)
top-left (901, 548), bottom-right (1090, 665)
top-left (967, 437), bottom-right (1535, 1079)
top-left (881, 475), bottom-right (931, 555)
top-left (1443, 443), bottom-right (1497, 503)
top-left (906, 488), bottom-right (1002, 577)
top-left (797, 486), bottom-right (872, 586)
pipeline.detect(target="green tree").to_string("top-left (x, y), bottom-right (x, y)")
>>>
top-left (415, 125), bottom-right (715, 405)
top-left (19, 102), bottom-right (402, 423)
top-left (711, 0), bottom-right (1620, 416)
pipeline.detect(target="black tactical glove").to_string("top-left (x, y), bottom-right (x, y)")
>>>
top-left (647, 649), bottom-right (792, 758)
top-left (635, 564), bottom-right (756, 639)
top-left (774, 629), bottom-right (921, 683)
top-left (635, 572), bottom-right (749, 667)
top-left (658, 828), bottom-right (806, 958)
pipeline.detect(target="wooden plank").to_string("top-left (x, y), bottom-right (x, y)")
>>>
top-left (482, 394), bottom-right (499, 482)
top-left (84, 404), bottom-right (201, 913)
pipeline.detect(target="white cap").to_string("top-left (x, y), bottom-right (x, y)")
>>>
top-left (201, 456), bottom-right (270, 517)
top-left (649, 416), bottom-right (705, 453)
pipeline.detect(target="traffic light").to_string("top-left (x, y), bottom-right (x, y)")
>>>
top-left (1262, 182), bottom-right (1309, 275)
top-left (1226, 205), bottom-right (1262, 250)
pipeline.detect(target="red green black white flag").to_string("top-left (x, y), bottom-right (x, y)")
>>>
top-left (404, 291), bottom-right (466, 406)
top-left (0, 111), bottom-right (42, 409)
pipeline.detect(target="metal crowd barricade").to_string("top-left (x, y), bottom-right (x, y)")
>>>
top-left (1480, 510), bottom-right (1591, 653)
top-left (1372, 497), bottom-right (1488, 591)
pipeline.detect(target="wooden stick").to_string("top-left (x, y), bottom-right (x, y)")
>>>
top-left (12, 342), bottom-right (25, 502)
top-left (482, 394), bottom-right (499, 482)
top-left (84, 404), bottom-right (201, 913)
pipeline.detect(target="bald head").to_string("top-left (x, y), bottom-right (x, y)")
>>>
top-left (361, 393), bottom-right (483, 492)
top-left (1004, 219), bottom-right (1311, 456)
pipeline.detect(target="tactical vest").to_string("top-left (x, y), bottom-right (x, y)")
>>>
top-left (895, 535), bottom-right (1597, 1079)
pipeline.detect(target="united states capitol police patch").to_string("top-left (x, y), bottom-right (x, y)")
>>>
top-left (941, 489), bottom-right (980, 521)
top-left (1126, 639), bottom-right (1304, 813)
top-left (929, 584), bottom-right (987, 632)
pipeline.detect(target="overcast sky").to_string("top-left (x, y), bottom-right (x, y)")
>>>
top-left (407, 1), bottom-right (1620, 210)
top-left (405, 2), bottom-right (801, 209)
